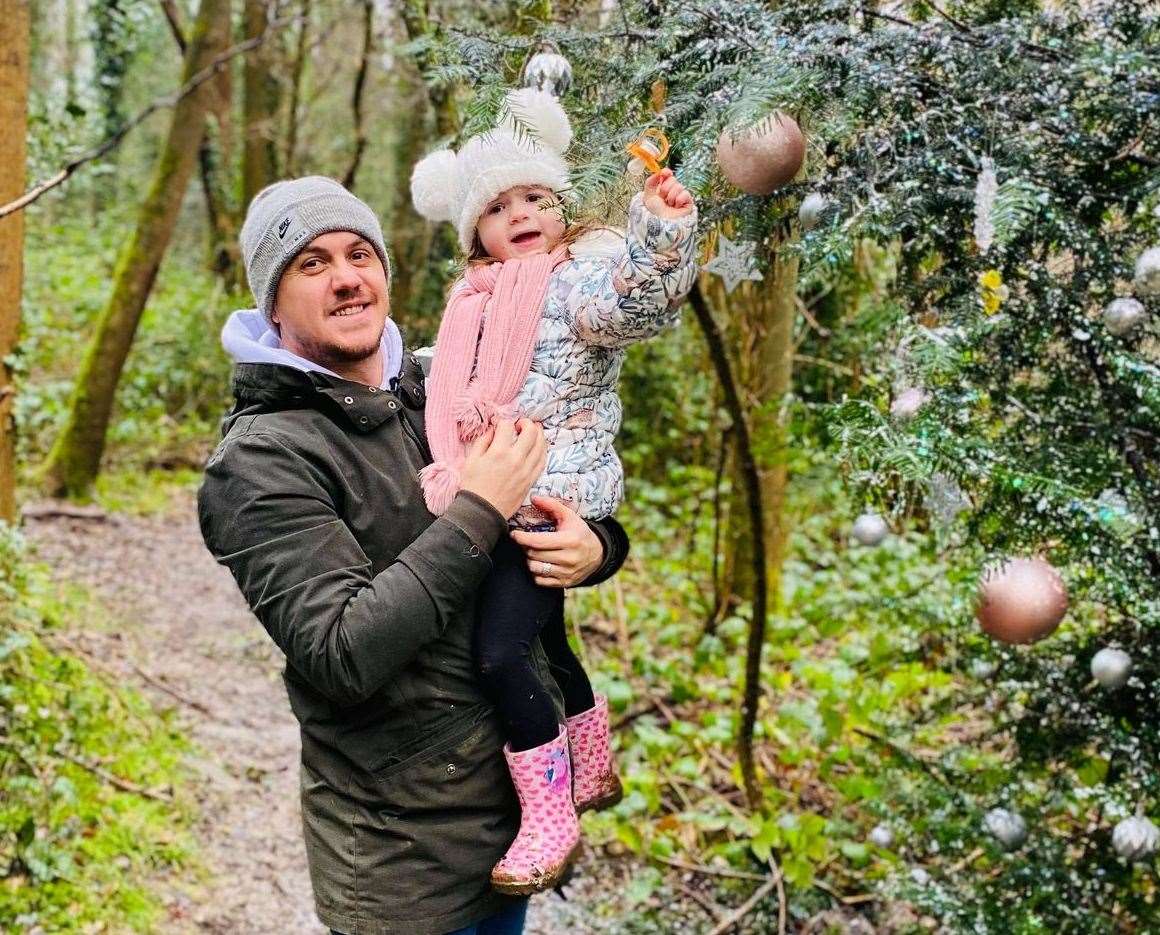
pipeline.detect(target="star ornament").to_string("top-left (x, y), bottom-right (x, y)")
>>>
top-left (705, 234), bottom-right (764, 293)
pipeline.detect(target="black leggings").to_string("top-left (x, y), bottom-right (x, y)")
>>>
top-left (475, 535), bottom-right (596, 752)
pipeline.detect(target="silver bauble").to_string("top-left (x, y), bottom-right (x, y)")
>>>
top-left (1112, 813), bottom-right (1159, 861)
top-left (970, 658), bottom-right (998, 679)
top-left (799, 192), bottom-right (828, 231)
top-left (1102, 297), bottom-right (1146, 337)
top-left (852, 512), bottom-right (890, 547)
top-left (983, 807), bottom-right (1028, 850)
top-left (1134, 246), bottom-right (1160, 297)
top-left (1090, 647), bottom-right (1132, 689)
top-left (890, 387), bottom-right (927, 421)
top-left (521, 50), bottom-right (572, 98)
top-left (976, 556), bottom-right (1068, 645)
top-left (868, 824), bottom-right (894, 848)
top-left (716, 113), bottom-right (806, 195)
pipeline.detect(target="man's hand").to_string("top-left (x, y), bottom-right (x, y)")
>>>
top-left (459, 418), bottom-right (547, 519)
top-left (642, 168), bottom-right (694, 220)
top-left (510, 496), bottom-right (603, 588)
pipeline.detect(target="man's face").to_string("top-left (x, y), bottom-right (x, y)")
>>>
top-left (272, 231), bottom-right (389, 370)
top-left (476, 185), bottom-right (566, 262)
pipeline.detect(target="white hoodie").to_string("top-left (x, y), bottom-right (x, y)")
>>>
top-left (220, 308), bottom-right (404, 389)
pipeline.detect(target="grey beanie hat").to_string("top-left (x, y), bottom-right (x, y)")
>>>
top-left (239, 176), bottom-right (391, 322)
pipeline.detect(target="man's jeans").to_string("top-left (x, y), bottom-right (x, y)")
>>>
top-left (330, 898), bottom-right (528, 935)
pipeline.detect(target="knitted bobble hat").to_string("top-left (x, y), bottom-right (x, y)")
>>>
top-left (411, 88), bottom-right (573, 253)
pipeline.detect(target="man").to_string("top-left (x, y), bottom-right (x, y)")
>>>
top-left (197, 177), bottom-right (628, 935)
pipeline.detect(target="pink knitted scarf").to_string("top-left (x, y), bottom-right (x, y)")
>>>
top-left (419, 244), bottom-right (569, 516)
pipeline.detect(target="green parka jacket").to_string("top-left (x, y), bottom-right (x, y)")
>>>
top-left (197, 354), bottom-right (627, 935)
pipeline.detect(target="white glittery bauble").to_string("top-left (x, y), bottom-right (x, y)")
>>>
top-left (521, 50), bottom-right (572, 98)
top-left (1134, 246), bottom-right (1160, 297)
top-left (1102, 297), bottom-right (1146, 337)
top-left (1090, 647), bottom-right (1132, 689)
top-left (983, 808), bottom-right (1027, 850)
top-left (716, 113), bottom-right (806, 195)
top-left (799, 192), bottom-right (828, 231)
top-left (852, 512), bottom-right (890, 546)
top-left (1112, 814), bottom-right (1159, 861)
top-left (890, 387), bottom-right (927, 421)
top-left (869, 824), bottom-right (894, 848)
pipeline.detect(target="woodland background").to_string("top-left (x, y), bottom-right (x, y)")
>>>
top-left (1, 1), bottom-right (1158, 932)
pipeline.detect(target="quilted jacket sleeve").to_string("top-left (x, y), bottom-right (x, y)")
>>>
top-left (571, 192), bottom-right (699, 348)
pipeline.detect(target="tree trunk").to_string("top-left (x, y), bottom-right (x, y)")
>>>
top-left (283, 0), bottom-right (311, 175)
top-left (42, 0), bottom-right (231, 498)
top-left (341, 0), bottom-right (374, 191)
top-left (159, 1), bottom-right (240, 286)
top-left (699, 238), bottom-right (798, 810)
top-left (0, 0), bottom-right (30, 522)
top-left (242, 0), bottom-right (281, 206)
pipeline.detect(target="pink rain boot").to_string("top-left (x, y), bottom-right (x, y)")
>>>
top-left (566, 694), bottom-right (623, 813)
top-left (491, 725), bottom-right (582, 895)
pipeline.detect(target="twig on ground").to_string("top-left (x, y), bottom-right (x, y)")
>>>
top-left (129, 662), bottom-right (219, 718)
top-left (23, 502), bottom-right (112, 522)
top-left (707, 858), bottom-right (783, 935)
top-left (54, 747), bottom-right (174, 803)
top-left (653, 855), bottom-right (767, 882)
top-left (675, 881), bottom-right (725, 921)
top-left (813, 876), bottom-right (876, 905)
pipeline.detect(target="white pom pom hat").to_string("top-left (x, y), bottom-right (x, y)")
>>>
top-left (411, 88), bottom-right (573, 253)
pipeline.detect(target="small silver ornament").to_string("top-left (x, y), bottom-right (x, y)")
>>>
top-left (868, 824), bottom-right (894, 848)
top-left (983, 808), bottom-right (1027, 850)
top-left (852, 512), bottom-right (890, 547)
top-left (890, 387), bottom-right (927, 421)
top-left (799, 192), bottom-right (828, 231)
top-left (1090, 647), bottom-right (1132, 689)
top-left (1102, 297), bottom-right (1146, 337)
top-left (971, 658), bottom-right (998, 679)
top-left (1112, 811), bottom-right (1159, 861)
top-left (521, 48), bottom-right (572, 99)
top-left (1134, 246), bottom-right (1160, 297)
top-left (705, 234), bottom-right (764, 293)
top-left (926, 473), bottom-right (970, 527)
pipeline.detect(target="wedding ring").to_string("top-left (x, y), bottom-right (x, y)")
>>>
top-left (539, 561), bottom-right (553, 576)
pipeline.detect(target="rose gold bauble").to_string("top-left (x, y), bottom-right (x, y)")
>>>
top-left (716, 113), bottom-right (806, 195)
top-left (976, 557), bottom-right (1068, 644)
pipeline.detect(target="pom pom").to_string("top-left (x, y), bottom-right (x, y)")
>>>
top-left (411, 150), bottom-right (459, 222)
top-left (453, 386), bottom-right (519, 442)
top-left (503, 88), bottom-right (572, 154)
top-left (454, 386), bottom-right (491, 442)
top-left (418, 460), bottom-right (462, 516)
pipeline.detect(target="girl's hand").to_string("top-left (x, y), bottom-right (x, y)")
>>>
top-left (642, 168), bottom-right (694, 220)
top-left (510, 496), bottom-right (603, 588)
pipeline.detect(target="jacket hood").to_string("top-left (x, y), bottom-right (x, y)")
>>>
top-left (221, 308), bottom-right (404, 390)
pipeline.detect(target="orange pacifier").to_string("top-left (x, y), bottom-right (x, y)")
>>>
top-left (626, 128), bottom-right (670, 175)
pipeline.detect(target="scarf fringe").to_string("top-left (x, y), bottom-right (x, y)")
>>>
top-left (418, 460), bottom-right (462, 516)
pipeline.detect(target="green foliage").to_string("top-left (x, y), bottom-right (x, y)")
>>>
top-left (427, 0), bottom-right (1159, 927)
top-left (16, 206), bottom-right (239, 484)
top-left (0, 526), bottom-right (196, 931)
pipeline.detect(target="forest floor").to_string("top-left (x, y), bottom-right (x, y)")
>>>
top-left (24, 490), bottom-right (622, 934)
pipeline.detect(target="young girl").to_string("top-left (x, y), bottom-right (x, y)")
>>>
top-left (410, 88), bottom-right (697, 894)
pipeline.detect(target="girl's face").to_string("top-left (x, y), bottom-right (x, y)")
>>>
top-left (476, 185), bottom-right (565, 262)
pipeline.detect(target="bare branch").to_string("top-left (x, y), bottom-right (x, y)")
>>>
top-left (0, 13), bottom-right (296, 219)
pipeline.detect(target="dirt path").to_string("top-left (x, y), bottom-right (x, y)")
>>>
top-left (25, 494), bottom-right (607, 934)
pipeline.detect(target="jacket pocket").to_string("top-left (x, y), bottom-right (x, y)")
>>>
top-left (370, 702), bottom-right (491, 783)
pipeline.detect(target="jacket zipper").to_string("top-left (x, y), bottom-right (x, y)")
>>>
top-left (400, 409), bottom-right (433, 463)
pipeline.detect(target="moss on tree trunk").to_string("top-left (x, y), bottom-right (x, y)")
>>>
top-left (42, 0), bottom-right (231, 498)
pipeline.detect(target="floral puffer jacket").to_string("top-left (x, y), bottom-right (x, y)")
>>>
top-left (505, 192), bottom-right (699, 525)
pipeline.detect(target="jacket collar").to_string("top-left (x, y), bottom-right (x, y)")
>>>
top-left (231, 355), bottom-right (426, 435)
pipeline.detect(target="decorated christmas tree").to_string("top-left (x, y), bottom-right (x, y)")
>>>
top-left (413, 0), bottom-right (1158, 926)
